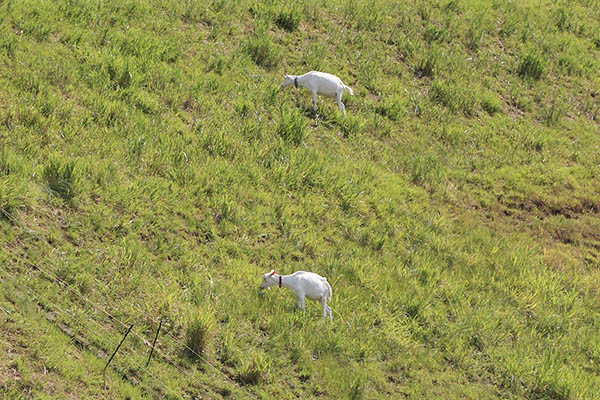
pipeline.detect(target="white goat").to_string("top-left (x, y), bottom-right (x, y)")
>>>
top-left (259, 270), bottom-right (333, 321)
top-left (281, 71), bottom-right (354, 116)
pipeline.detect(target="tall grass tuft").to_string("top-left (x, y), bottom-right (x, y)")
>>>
top-left (481, 92), bottom-right (501, 115)
top-left (408, 153), bottom-right (443, 187)
top-left (245, 32), bottom-right (280, 69)
top-left (429, 79), bottom-right (476, 116)
top-left (106, 57), bottom-right (133, 89)
top-left (0, 179), bottom-right (19, 220)
top-left (554, 7), bottom-right (574, 32)
top-left (277, 108), bottom-right (308, 145)
top-left (185, 312), bottom-right (216, 361)
top-left (43, 159), bottom-right (78, 201)
top-left (415, 48), bottom-right (439, 78)
top-left (301, 42), bottom-right (327, 70)
top-left (424, 23), bottom-right (447, 44)
top-left (338, 115), bottom-right (363, 138)
top-left (542, 100), bottom-right (564, 126)
top-left (375, 95), bottom-right (404, 121)
top-left (0, 149), bottom-right (19, 176)
top-left (0, 29), bottom-right (17, 59)
top-left (236, 352), bottom-right (271, 385)
top-left (518, 53), bottom-right (545, 80)
top-left (349, 376), bottom-right (366, 399)
top-left (466, 26), bottom-right (484, 51)
top-left (275, 9), bottom-right (301, 32)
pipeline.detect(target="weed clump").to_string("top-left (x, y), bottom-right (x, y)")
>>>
top-left (518, 53), bottom-right (545, 80)
top-left (217, 332), bottom-right (240, 367)
top-left (415, 48), bottom-right (439, 78)
top-left (349, 376), bottom-right (366, 399)
top-left (245, 33), bottom-right (280, 69)
top-left (424, 23), bottom-right (446, 44)
top-left (408, 153), bottom-right (443, 187)
top-left (211, 194), bottom-right (236, 223)
top-left (0, 31), bottom-right (17, 59)
top-left (106, 59), bottom-right (133, 89)
top-left (429, 79), bottom-right (476, 116)
top-left (185, 312), bottom-right (215, 361)
top-left (275, 9), bottom-right (301, 32)
top-left (466, 26), bottom-right (484, 51)
top-left (43, 159), bottom-right (78, 201)
top-left (0, 179), bottom-right (19, 220)
top-left (542, 100), bottom-right (564, 126)
top-left (277, 109), bottom-right (308, 145)
top-left (444, 0), bottom-right (461, 12)
top-left (338, 115), bottom-right (363, 138)
top-left (375, 96), bottom-right (404, 121)
top-left (481, 93), bottom-right (501, 115)
top-left (554, 7), bottom-right (574, 32)
top-left (236, 353), bottom-right (271, 385)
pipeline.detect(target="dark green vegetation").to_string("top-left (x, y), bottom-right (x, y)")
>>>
top-left (1, 0), bottom-right (600, 398)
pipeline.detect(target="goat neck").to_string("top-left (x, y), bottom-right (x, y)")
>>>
top-left (293, 74), bottom-right (306, 89)
top-left (273, 273), bottom-right (290, 289)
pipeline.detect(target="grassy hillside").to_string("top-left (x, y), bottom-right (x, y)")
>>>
top-left (1, 0), bottom-right (600, 398)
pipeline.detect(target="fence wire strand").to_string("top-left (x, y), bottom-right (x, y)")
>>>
top-left (0, 267), bottom-right (181, 398)
top-left (1, 208), bottom-right (254, 398)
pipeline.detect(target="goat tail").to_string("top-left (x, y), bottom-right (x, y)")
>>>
top-left (324, 279), bottom-right (332, 301)
top-left (344, 85), bottom-right (354, 96)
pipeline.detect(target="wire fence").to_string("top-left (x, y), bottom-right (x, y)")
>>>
top-left (0, 266), bottom-right (181, 398)
top-left (0, 207), bottom-right (256, 398)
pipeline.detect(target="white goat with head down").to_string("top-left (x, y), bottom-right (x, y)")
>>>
top-left (260, 270), bottom-right (332, 321)
top-left (281, 71), bottom-right (354, 116)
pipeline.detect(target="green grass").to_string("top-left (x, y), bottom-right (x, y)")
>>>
top-left (1, 0), bottom-right (600, 398)
top-left (276, 108), bottom-right (309, 145)
top-left (518, 53), bottom-right (546, 81)
top-left (275, 9), bottom-right (302, 32)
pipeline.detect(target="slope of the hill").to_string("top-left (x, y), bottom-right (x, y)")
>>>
top-left (1, 0), bottom-right (600, 398)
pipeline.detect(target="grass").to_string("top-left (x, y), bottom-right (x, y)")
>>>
top-left (43, 159), bottom-right (78, 201)
top-left (518, 53), bottom-right (546, 81)
top-left (186, 312), bottom-right (216, 361)
top-left (1, 0), bottom-right (600, 399)
top-left (275, 9), bottom-right (301, 32)
top-left (245, 30), bottom-right (280, 69)
top-left (276, 108), bottom-right (308, 145)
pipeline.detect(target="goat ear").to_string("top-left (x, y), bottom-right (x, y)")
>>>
top-left (268, 270), bottom-right (275, 276)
